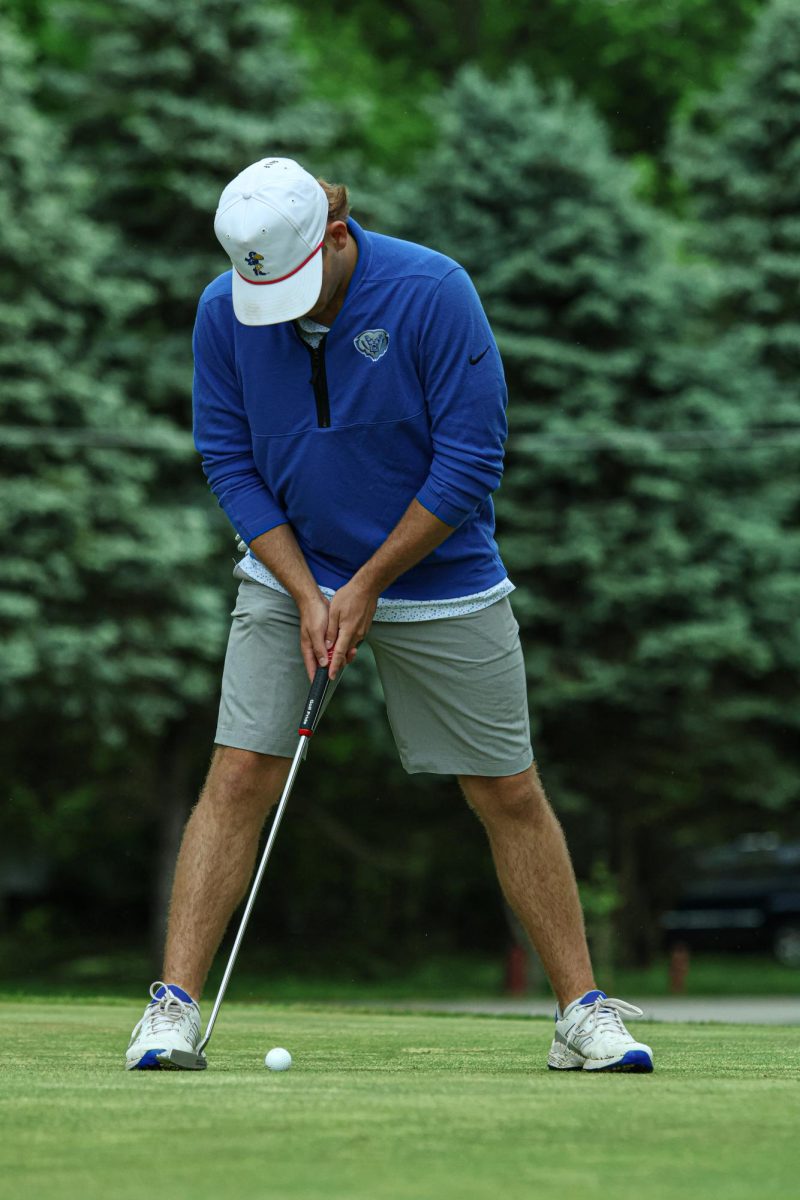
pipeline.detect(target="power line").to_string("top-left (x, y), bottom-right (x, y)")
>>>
top-left (0, 426), bottom-right (194, 452)
top-left (1, 425), bottom-right (799, 453)
top-left (513, 428), bottom-right (800, 452)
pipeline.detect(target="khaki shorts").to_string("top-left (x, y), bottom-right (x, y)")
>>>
top-left (215, 579), bottom-right (534, 777)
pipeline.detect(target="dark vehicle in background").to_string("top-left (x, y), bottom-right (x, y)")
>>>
top-left (660, 834), bottom-right (800, 967)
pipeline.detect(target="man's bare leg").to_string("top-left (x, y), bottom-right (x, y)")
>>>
top-left (459, 764), bottom-right (595, 1010)
top-left (162, 745), bottom-right (291, 1000)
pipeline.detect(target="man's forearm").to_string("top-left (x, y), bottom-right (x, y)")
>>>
top-left (310, 499), bottom-right (456, 678)
top-left (249, 524), bottom-right (321, 606)
top-left (352, 499), bottom-right (455, 595)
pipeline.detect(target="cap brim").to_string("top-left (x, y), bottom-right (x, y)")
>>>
top-left (231, 250), bottom-right (323, 326)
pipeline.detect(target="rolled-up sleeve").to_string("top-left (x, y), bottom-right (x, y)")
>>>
top-left (414, 268), bottom-right (508, 528)
top-left (192, 294), bottom-right (287, 543)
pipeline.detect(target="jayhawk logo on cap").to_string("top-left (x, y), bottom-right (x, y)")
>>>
top-left (354, 329), bottom-right (390, 362)
top-left (245, 250), bottom-right (267, 277)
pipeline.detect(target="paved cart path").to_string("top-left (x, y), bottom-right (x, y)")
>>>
top-left (353, 996), bottom-right (799, 1024)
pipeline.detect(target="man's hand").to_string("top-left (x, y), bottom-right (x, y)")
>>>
top-left (298, 593), bottom-right (332, 682)
top-left (325, 579), bottom-right (379, 679)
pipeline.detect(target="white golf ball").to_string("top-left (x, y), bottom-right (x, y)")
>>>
top-left (265, 1047), bottom-right (292, 1072)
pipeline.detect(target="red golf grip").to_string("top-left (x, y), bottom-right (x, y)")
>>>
top-left (298, 660), bottom-right (332, 737)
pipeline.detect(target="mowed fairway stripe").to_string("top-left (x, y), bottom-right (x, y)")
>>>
top-left (0, 999), bottom-right (796, 1200)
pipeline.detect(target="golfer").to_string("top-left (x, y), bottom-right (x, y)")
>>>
top-left (126, 157), bottom-right (653, 1073)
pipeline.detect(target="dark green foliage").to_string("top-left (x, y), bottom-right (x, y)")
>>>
top-left (42, 0), bottom-right (364, 421)
top-left (665, 0), bottom-right (800, 841)
top-left (299, 0), bottom-right (766, 168)
top-left (0, 14), bottom-right (229, 967)
top-left (0, 14), bottom-right (224, 740)
top-left (1, 2), bottom-right (502, 968)
top-left (672, 0), bottom-right (800, 408)
top-left (375, 66), bottom-right (798, 950)
top-left (3, 2), bottom-right (799, 971)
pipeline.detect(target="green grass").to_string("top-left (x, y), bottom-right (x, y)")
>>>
top-left (0, 999), bottom-right (797, 1200)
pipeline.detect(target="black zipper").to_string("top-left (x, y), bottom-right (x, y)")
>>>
top-left (305, 336), bottom-right (331, 429)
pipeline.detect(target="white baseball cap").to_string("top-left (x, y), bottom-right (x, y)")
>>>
top-left (214, 158), bottom-right (329, 325)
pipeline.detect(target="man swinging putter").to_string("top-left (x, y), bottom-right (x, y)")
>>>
top-left (125, 157), bottom-right (654, 1074)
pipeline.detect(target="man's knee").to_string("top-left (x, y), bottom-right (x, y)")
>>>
top-left (459, 765), bottom-right (549, 826)
top-left (204, 744), bottom-right (290, 811)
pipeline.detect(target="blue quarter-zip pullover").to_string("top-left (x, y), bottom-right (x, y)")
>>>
top-left (193, 220), bottom-right (509, 600)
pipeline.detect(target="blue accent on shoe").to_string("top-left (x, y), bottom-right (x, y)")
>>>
top-left (556, 988), bottom-right (609, 1021)
top-left (594, 1049), bottom-right (653, 1073)
top-left (133, 1049), bottom-right (167, 1069)
top-left (578, 989), bottom-right (607, 1005)
top-left (618, 1049), bottom-right (653, 1072)
top-left (151, 984), bottom-right (195, 1006)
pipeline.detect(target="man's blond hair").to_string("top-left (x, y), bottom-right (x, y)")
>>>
top-left (318, 179), bottom-right (350, 223)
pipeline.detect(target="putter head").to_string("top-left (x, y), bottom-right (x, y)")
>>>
top-left (155, 1048), bottom-right (208, 1071)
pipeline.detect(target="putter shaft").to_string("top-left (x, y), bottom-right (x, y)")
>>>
top-left (196, 661), bottom-right (332, 1058)
top-left (196, 733), bottom-right (307, 1055)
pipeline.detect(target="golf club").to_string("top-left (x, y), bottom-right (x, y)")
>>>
top-left (156, 657), bottom-right (335, 1069)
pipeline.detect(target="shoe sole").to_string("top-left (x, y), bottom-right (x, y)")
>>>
top-left (548, 1046), bottom-right (654, 1073)
top-left (551, 1046), bottom-right (657, 1075)
top-left (583, 1049), bottom-right (653, 1073)
top-left (126, 1048), bottom-right (207, 1071)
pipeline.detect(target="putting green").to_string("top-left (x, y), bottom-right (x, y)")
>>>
top-left (0, 998), bottom-right (796, 1199)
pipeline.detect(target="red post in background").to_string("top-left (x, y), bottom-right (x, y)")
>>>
top-left (669, 942), bottom-right (690, 994)
top-left (505, 942), bottom-right (527, 996)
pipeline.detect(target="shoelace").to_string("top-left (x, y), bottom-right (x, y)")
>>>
top-left (569, 995), bottom-right (643, 1039)
top-left (142, 980), bottom-right (196, 1036)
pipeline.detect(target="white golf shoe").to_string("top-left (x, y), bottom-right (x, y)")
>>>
top-left (125, 981), bottom-right (202, 1070)
top-left (547, 989), bottom-right (654, 1072)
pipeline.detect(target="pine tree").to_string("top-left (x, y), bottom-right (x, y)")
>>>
top-left (671, 0), bottom-right (800, 420)
top-left (668, 0), bottom-right (800, 826)
top-left (377, 66), bottom-right (795, 953)
top-left (0, 12), bottom-right (222, 739)
top-left (0, 15), bottom-right (232, 955)
top-left (43, 0), bottom-right (364, 420)
top-left (11, 1), bottom-right (424, 959)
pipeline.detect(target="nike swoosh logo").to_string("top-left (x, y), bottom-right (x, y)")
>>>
top-left (469, 347), bottom-right (490, 366)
